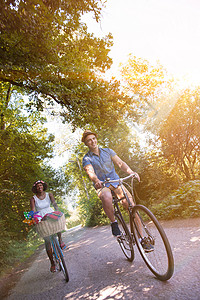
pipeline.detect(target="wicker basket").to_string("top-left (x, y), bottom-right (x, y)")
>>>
top-left (35, 214), bottom-right (66, 238)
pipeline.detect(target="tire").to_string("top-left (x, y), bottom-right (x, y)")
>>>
top-left (115, 211), bottom-right (134, 262)
top-left (132, 205), bottom-right (174, 281)
top-left (52, 236), bottom-right (69, 282)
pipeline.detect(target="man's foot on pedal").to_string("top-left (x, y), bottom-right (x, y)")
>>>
top-left (111, 221), bottom-right (121, 237)
top-left (141, 237), bottom-right (154, 252)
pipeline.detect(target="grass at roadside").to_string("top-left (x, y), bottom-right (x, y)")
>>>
top-left (66, 209), bottom-right (82, 229)
top-left (0, 229), bottom-right (43, 278)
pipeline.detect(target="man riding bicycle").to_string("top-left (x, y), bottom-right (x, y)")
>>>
top-left (82, 130), bottom-right (138, 227)
top-left (82, 130), bottom-right (153, 252)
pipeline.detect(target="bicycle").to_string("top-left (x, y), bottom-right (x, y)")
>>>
top-left (50, 233), bottom-right (69, 282)
top-left (35, 213), bottom-right (69, 282)
top-left (102, 174), bottom-right (174, 281)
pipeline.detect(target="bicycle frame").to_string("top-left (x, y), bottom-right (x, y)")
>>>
top-left (50, 234), bottom-right (69, 282)
top-left (106, 176), bottom-right (156, 243)
top-left (51, 235), bottom-right (62, 261)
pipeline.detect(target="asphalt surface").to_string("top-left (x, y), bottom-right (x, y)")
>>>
top-left (1, 217), bottom-right (200, 300)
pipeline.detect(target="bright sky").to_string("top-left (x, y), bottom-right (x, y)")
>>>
top-left (83, 0), bottom-right (200, 86)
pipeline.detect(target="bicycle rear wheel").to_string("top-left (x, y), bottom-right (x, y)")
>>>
top-left (132, 205), bottom-right (174, 281)
top-left (52, 236), bottom-right (69, 282)
top-left (115, 211), bottom-right (134, 262)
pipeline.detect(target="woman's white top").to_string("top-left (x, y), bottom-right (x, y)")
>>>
top-left (33, 192), bottom-right (54, 217)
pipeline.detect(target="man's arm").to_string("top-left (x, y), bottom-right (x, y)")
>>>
top-left (112, 155), bottom-right (140, 181)
top-left (84, 164), bottom-right (102, 189)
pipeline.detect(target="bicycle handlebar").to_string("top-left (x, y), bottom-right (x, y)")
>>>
top-left (102, 173), bottom-right (137, 185)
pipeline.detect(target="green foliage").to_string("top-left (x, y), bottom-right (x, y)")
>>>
top-left (0, 86), bottom-right (70, 273)
top-left (0, 92), bottom-right (48, 228)
top-left (136, 149), bottom-right (180, 206)
top-left (0, 227), bottom-right (43, 276)
top-left (0, 86), bottom-right (68, 238)
top-left (0, 0), bottom-right (135, 128)
top-left (78, 191), bottom-right (108, 227)
top-left (151, 180), bottom-right (200, 219)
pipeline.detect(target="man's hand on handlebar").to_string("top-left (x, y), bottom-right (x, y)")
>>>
top-left (94, 179), bottom-right (103, 189)
top-left (130, 172), bottom-right (140, 182)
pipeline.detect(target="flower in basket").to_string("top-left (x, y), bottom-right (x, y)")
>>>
top-left (23, 211), bottom-right (42, 225)
top-left (23, 219), bottom-right (35, 225)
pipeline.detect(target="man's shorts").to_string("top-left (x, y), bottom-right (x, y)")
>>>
top-left (96, 184), bottom-right (132, 200)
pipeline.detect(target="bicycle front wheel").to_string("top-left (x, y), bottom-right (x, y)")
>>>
top-left (132, 205), bottom-right (174, 281)
top-left (52, 236), bottom-right (69, 282)
top-left (115, 212), bottom-right (134, 262)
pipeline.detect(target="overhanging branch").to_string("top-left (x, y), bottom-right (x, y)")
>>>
top-left (0, 76), bottom-right (66, 106)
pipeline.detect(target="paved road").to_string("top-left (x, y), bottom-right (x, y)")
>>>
top-left (3, 218), bottom-right (200, 300)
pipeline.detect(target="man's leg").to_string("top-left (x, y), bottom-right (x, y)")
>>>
top-left (112, 185), bottom-right (134, 209)
top-left (98, 187), bottom-right (115, 222)
top-left (98, 187), bottom-right (121, 236)
top-left (113, 185), bottom-right (142, 228)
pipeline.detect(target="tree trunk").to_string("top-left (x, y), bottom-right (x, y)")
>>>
top-left (0, 83), bottom-right (11, 130)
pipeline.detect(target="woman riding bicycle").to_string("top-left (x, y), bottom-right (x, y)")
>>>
top-left (30, 180), bottom-right (67, 273)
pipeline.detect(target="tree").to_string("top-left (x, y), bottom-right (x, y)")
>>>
top-left (0, 84), bottom-right (65, 238)
top-left (120, 54), bottom-right (171, 123)
top-left (118, 54), bottom-right (182, 199)
top-left (0, 0), bottom-right (133, 128)
top-left (159, 88), bottom-right (200, 181)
